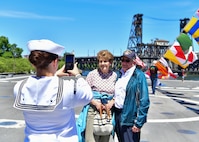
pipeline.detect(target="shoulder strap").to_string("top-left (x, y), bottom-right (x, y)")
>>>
top-left (13, 77), bottom-right (64, 111)
top-left (74, 78), bottom-right (77, 94)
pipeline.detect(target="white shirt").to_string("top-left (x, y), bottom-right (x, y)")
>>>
top-left (114, 66), bottom-right (135, 109)
top-left (13, 76), bottom-right (93, 142)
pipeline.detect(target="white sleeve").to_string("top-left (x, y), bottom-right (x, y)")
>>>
top-left (62, 77), bottom-right (93, 108)
top-left (73, 77), bottom-right (93, 107)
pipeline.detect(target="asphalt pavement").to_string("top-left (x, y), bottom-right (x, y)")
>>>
top-left (0, 76), bottom-right (199, 142)
top-left (140, 79), bottom-right (199, 142)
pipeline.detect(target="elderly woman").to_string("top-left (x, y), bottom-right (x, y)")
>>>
top-left (86, 49), bottom-right (117, 142)
top-left (77, 50), bottom-right (117, 142)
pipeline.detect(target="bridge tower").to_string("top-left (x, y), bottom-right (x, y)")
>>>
top-left (126, 14), bottom-right (169, 66)
top-left (127, 14), bottom-right (143, 52)
top-left (179, 18), bottom-right (190, 33)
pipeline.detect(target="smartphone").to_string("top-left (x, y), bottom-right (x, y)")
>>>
top-left (65, 54), bottom-right (75, 71)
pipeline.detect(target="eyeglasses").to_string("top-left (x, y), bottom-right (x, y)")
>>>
top-left (121, 59), bottom-right (131, 63)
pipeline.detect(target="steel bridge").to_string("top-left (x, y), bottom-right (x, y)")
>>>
top-left (76, 14), bottom-right (199, 73)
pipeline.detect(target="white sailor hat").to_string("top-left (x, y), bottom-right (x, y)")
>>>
top-left (27, 39), bottom-right (65, 55)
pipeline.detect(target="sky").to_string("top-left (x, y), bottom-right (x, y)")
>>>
top-left (0, 0), bottom-right (199, 57)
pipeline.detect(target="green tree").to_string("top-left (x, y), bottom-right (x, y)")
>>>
top-left (0, 36), bottom-right (9, 56)
top-left (2, 51), bottom-right (13, 58)
top-left (14, 58), bottom-right (33, 73)
top-left (0, 58), bottom-right (8, 72)
top-left (10, 43), bottom-right (23, 58)
top-left (0, 36), bottom-right (23, 58)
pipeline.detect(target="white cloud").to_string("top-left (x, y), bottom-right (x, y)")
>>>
top-left (0, 10), bottom-right (74, 21)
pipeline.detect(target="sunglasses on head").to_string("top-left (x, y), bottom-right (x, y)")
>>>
top-left (121, 59), bottom-right (131, 62)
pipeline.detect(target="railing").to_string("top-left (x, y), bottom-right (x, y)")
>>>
top-left (75, 56), bottom-right (199, 74)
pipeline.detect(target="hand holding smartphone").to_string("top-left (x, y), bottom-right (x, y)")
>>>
top-left (65, 54), bottom-right (75, 72)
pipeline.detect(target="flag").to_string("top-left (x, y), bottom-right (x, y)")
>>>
top-left (145, 58), bottom-right (178, 79)
top-left (164, 41), bottom-right (198, 68)
top-left (167, 67), bottom-right (178, 79)
top-left (183, 17), bottom-right (199, 44)
top-left (159, 57), bottom-right (177, 79)
top-left (135, 55), bottom-right (146, 68)
top-left (176, 33), bottom-right (192, 52)
top-left (196, 9), bottom-right (199, 17)
top-left (155, 58), bottom-right (169, 78)
top-left (155, 57), bottom-right (177, 79)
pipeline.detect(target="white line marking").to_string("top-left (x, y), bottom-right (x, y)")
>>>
top-left (193, 95), bottom-right (199, 98)
top-left (0, 76), bottom-right (30, 83)
top-left (0, 75), bottom-right (30, 81)
top-left (147, 116), bottom-right (199, 123)
top-left (159, 87), bottom-right (199, 92)
top-left (0, 81), bottom-right (9, 82)
top-left (151, 94), bottom-right (199, 105)
top-left (0, 119), bottom-right (25, 128)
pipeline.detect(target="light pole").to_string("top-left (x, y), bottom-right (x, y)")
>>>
top-left (12, 45), bottom-right (16, 74)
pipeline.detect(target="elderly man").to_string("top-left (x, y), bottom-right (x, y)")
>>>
top-left (114, 49), bottom-right (150, 142)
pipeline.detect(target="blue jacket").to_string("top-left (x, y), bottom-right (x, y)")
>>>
top-left (120, 68), bottom-right (150, 128)
top-left (76, 91), bottom-right (114, 142)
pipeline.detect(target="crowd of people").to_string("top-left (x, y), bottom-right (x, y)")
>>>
top-left (13, 39), bottom-right (150, 142)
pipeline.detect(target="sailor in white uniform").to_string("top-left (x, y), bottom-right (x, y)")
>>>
top-left (13, 39), bottom-right (93, 142)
